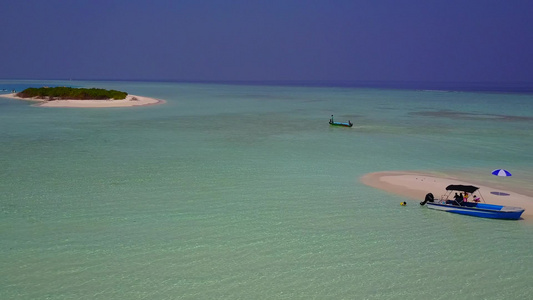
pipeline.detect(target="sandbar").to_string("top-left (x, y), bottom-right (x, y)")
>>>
top-left (0, 93), bottom-right (164, 108)
top-left (361, 171), bottom-right (533, 222)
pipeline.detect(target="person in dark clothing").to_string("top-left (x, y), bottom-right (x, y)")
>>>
top-left (453, 192), bottom-right (464, 205)
top-left (453, 193), bottom-right (460, 201)
top-left (458, 193), bottom-right (465, 205)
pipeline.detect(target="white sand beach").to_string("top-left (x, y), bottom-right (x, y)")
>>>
top-left (0, 93), bottom-right (164, 108)
top-left (361, 171), bottom-right (533, 222)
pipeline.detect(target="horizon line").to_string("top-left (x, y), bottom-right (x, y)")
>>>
top-left (2, 78), bottom-right (533, 94)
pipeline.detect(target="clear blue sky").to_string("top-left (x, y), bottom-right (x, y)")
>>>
top-left (2, 0), bottom-right (532, 83)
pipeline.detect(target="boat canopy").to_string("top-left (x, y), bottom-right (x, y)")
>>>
top-left (445, 184), bottom-right (479, 193)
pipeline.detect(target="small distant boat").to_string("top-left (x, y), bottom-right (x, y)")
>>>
top-left (420, 184), bottom-right (525, 220)
top-left (329, 115), bottom-right (353, 127)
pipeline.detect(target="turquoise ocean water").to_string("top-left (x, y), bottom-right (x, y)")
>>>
top-left (1, 80), bottom-right (532, 299)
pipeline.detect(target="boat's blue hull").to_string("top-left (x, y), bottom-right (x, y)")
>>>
top-left (426, 202), bottom-right (524, 220)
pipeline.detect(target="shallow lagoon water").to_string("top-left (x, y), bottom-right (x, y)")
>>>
top-left (1, 80), bottom-right (532, 299)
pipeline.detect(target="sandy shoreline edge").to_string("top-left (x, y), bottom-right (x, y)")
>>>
top-left (0, 93), bottom-right (165, 108)
top-left (361, 171), bottom-right (533, 222)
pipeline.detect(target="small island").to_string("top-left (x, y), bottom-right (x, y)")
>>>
top-left (17, 87), bottom-right (128, 100)
top-left (1, 86), bottom-right (164, 108)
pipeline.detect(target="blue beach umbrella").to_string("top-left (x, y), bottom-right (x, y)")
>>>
top-left (492, 169), bottom-right (512, 177)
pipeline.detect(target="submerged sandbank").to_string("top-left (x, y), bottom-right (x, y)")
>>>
top-left (0, 93), bottom-right (164, 108)
top-left (361, 171), bottom-right (533, 221)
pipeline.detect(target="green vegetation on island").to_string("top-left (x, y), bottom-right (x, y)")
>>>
top-left (17, 87), bottom-right (128, 100)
